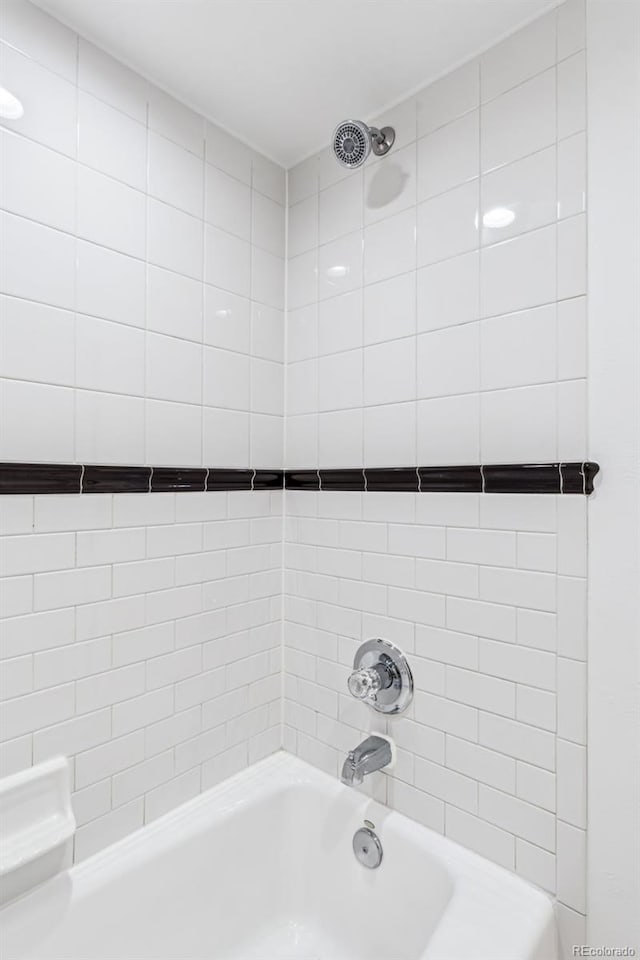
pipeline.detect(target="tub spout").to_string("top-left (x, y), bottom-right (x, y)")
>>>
top-left (341, 735), bottom-right (392, 786)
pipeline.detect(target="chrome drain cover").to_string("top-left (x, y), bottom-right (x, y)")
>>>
top-left (353, 826), bottom-right (383, 869)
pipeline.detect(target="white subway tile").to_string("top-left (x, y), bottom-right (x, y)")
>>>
top-left (480, 638), bottom-right (556, 691)
top-left (34, 636), bottom-right (111, 689)
top-left (75, 799), bottom-right (143, 862)
top-left (446, 735), bottom-right (516, 793)
top-left (557, 822), bottom-right (586, 912)
top-left (415, 756), bottom-right (478, 813)
top-left (446, 806), bottom-right (514, 870)
top-left (480, 783), bottom-right (555, 851)
top-left (33, 708), bottom-right (111, 763)
top-left (556, 738), bottom-right (586, 828)
top-left (414, 691), bottom-right (478, 740)
top-left (447, 597), bottom-right (516, 643)
top-left (557, 657), bottom-right (586, 744)
top-left (480, 713), bottom-right (555, 771)
top-left (112, 750), bottom-right (174, 807)
top-left (75, 731), bottom-right (145, 789)
top-left (76, 664), bottom-right (145, 713)
top-left (516, 684), bottom-right (556, 731)
top-left (447, 665), bottom-right (515, 717)
top-left (34, 566), bottom-right (111, 612)
top-left (516, 838), bottom-right (556, 893)
top-left (0, 683), bottom-right (74, 741)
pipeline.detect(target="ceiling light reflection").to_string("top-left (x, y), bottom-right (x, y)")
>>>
top-left (0, 86), bottom-right (24, 120)
top-left (482, 206), bottom-right (515, 229)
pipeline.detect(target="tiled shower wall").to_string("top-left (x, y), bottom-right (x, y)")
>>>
top-left (284, 0), bottom-right (589, 945)
top-left (0, 1), bottom-right (283, 859)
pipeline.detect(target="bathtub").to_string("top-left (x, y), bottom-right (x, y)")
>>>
top-left (0, 752), bottom-right (557, 960)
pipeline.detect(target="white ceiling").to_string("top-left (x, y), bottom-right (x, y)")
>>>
top-left (35, 0), bottom-right (558, 167)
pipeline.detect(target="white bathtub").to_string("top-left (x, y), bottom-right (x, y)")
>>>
top-left (0, 752), bottom-right (557, 960)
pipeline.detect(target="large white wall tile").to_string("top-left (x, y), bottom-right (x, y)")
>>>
top-left (149, 199), bottom-right (203, 281)
top-left (78, 91), bottom-right (147, 190)
top-left (0, 44), bottom-right (77, 156)
top-left (77, 242), bottom-right (146, 328)
top-left (416, 60), bottom-right (479, 137)
top-left (1, 211), bottom-right (75, 309)
top-left (77, 166), bottom-right (146, 260)
top-left (1, 379), bottom-right (74, 461)
top-left (480, 225), bottom-right (556, 318)
top-left (0, 129), bottom-right (75, 232)
top-left (148, 132), bottom-right (204, 218)
top-left (417, 181), bottom-right (478, 266)
top-left (481, 69), bottom-right (556, 173)
top-left (417, 112), bottom-right (479, 201)
top-left (480, 12), bottom-right (556, 101)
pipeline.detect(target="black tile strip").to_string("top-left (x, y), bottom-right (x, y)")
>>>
top-left (0, 463), bottom-right (600, 495)
top-left (320, 469), bottom-right (365, 491)
top-left (0, 463), bottom-right (82, 495)
top-left (83, 465), bottom-right (151, 494)
top-left (582, 462), bottom-right (600, 495)
top-left (285, 470), bottom-right (320, 490)
top-left (207, 469), bottom-right (253, 491)
top-left (151, 468), bottom-right (207, 492)
top-left (365, 468), bottom-right (419, 492)
top-left (418, 466), bottom-right (483, 492)
top-left (561, 461), bottom-right (600, 495)
top-left (254, 470), bottom-right (285, 490)
top-left (484, 463), bottom-right (561, 495)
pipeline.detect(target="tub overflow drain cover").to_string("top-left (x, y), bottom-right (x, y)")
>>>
top-left (353, 826), bottom-right (383, 869)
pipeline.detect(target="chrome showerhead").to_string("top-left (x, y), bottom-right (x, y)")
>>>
top-left (332, 119), bottom-right (395, 168)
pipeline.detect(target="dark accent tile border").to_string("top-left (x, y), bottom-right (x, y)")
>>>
top-left (285, 470), bottom-right (320, 491)
top-left (561, 461), bottom-right (600, 495)
top-left (366, 468), bottom-right (419, 492)
top-left (320, 469), bottom-right (365, 491)
top-left (207, 469), bottom-right (253, 491)
top-left (0, 463), bottom-right (82, 495)
top-left (82, 465), bottom-right (151, 494)
top-left (151, 468), bottom-right (207, 493)
top-left (484, 463), bottom-right (561, 495)
top-left (419, 466), bottom-right (483, 492)
top-left (0, 463), bottom-right (600, 495)
top-left (254, 470), bottom-right (284, 490)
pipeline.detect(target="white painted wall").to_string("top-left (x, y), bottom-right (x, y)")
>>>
top-left (586, 0), bottom-right (640, 948)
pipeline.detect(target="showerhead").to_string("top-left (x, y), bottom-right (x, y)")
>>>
top-left (332, 120), bottom-right (395, 168)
